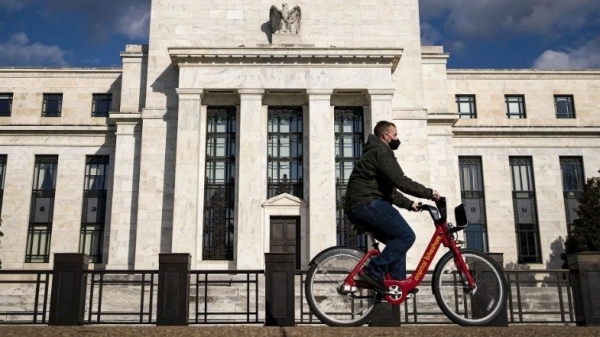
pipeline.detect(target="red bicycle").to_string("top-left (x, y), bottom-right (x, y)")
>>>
top-left (305, 197), bottom-right (507, 326)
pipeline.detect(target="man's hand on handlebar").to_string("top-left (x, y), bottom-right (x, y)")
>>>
top-left (410, 202), bottom-right (420, 212)
top-left (430, 190), bottom-right (441, 201)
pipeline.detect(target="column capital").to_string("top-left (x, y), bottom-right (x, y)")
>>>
top-left (368, 89), bottom-right (395, 98)
top-left (238, 88), bottom-right (265, 96)
top-left (306, 89), bottom-right (334, 97)
top-left (176, 88), bottom-right (203, 100)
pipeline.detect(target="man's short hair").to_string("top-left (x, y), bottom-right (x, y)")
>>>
top-left (374, 121), bottom-right (396, 137)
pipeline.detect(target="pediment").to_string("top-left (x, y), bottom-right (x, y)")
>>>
top-left (262, 193), bottom-right (307, 207)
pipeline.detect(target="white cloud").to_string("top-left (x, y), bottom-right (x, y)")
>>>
top-left (0, 33), bottom-right (68, 66)
top-left (419, 0), bottom-right (600, 40)
top-left (0, 0), bottom-right (28, 11)
top-left (420, 22), bottom-right (441, 45)
top-left (533, 37), bottom-right (600, 69)
top-left (35, 0), bottom-right (150, 42)
top-left (116, 6), bottom-right (151, 39)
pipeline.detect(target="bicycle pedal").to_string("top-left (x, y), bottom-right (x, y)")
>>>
top-left (406, 288), bottom-right (419, 299)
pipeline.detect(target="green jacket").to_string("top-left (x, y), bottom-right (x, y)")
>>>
top-left (344, 134), bottom-right (433, 212)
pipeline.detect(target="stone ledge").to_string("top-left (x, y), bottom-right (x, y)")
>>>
top-left (169, 46), bottom-right (403, 73)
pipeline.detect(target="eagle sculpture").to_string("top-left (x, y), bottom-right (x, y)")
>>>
top-left (269, 3), bottom-right (301, 34)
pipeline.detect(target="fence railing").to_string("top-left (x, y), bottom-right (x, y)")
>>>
top-left (506, 269), bottom-right (574, 324)
top-left (0, 268), bottom-right (577, 325)
top-left (189, 270), bottom-right (262, 324)
top-left (0, 270), bottom-right (51, 324)
top-left (85, 270), bottom-right (158, 324)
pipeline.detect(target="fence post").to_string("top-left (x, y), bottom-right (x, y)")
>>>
top-left (157, 253), bottom-right (190, 326)
top-left (49, 253), bottom-right (88, 326)
top-left (485, 252), bottom-right (508, 326)
top-left (568, 252), bottom-right (600, 326)
top-left (264, 253), bottom-right (295, 326)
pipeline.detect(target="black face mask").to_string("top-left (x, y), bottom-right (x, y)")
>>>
top-left (389, 138), bottom-right (401, 150)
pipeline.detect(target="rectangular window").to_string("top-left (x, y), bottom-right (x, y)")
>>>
top-left (560, 157), bottom-right (585, 235)
top-left (555, 95), bottom-right (575, 119)
top-left (79, 156), bottom-right (109, 263)
top-left (203, 107), bottom-right (236, 260)
top-left (26, 155), bottom-right (58, 263)
top-left (0, 93), bottom-right (13, 117)
top-left (42, 94), bottom-right (62, 117)
top-left (334, 107), bottom-right (367, 251)
top-left (505, 95), bottom-right (526, 119)
top-left (510, 157), bottom-right (541, 263)
top-left (92, 94), bottom-right (112, 117)
top-left (0, 155), bottom-right (6, 217)
top-left (456, 95), bottom-right (477, 119)
top-left (267, 106), bottom-right (303, 199)
top-left (458, 157), bottom-right (488, 252)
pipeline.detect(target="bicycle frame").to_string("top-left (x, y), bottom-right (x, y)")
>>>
top-left (342, 203), bottom-right (475, 305)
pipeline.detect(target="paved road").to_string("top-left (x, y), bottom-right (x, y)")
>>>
top-left (0, 326), bottom-right (599, 337)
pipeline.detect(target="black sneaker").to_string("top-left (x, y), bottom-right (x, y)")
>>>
top-left (358, 267), bottom-right (387, 293)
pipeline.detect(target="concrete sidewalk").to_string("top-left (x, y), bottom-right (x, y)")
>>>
top-left (0, 326), bottom-right (598, 337)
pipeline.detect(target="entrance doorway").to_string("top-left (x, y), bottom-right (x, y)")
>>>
top-left (270, 216), bottom-right (301, 269)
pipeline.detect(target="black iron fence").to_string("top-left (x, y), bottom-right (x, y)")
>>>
top-left (0, 268), bottom-right (579, 325)
top-left (189, 270), bottom-right (262, 324)
top-left (0, 270), bottom-right (51, 324)
top-left (506, 269), bottom-right (574, 324)
top-left (85, 270), bottom-right (157, 324)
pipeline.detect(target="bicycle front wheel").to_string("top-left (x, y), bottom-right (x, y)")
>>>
top-left (432, 249), bottom-right (508, 326)
top-left (305, 247), bottom-right (379, 327)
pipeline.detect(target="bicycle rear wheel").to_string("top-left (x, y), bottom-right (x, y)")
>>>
top-left (305, 247), bottom-right (379, 327)
top-left (432, 249), bottom-right (507, 326)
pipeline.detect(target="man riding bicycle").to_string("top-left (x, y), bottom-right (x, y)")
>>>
top-left (344, 120), bottom-right (440, 293)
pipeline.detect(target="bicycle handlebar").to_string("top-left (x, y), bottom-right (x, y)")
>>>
top-left (417, 197), bottom-right (469, 231)
top-left (416, 197), bottom-right (446, 222)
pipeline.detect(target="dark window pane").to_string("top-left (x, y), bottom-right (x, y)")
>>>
top-left (335, 107), bottom-right (367, 251)
top-left (0, 155), bottom-right (6, 216)
top-left (456, 95), bottom-right (477, 119)
top-left (560, 157), bottom-right (584, 234)
top-left (267, 107), bottom-right (303, 199)
top-left (459, 157), bottom-right (488, 251)
top-left (555, 95), bottom-right (575, 119)
top-left (505, 95), bottom-right (526, 119)
top-left (80, 155), bottom-right (109, 263)
top-left (42, 94), bottom-right (62, 117)
top-left (510, 156), bottom-right (541, 263)
top-left (92, 94), bottom-right (112, 117)
top-left (26, 155), bottom-right (58, 262)
top-left (203, 106), bottom-right (236, 261)
top-left (0, 94), bottom-right (12, 116)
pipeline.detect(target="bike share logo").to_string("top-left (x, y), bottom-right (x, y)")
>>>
top-left (414, 234), bottom-right (443, 282)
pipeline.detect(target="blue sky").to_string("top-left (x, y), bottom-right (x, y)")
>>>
top-left (0, 0), bottom-right (599, 69)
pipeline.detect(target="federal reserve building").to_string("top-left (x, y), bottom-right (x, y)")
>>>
top-left (0, 0), bottom-right (599, 273)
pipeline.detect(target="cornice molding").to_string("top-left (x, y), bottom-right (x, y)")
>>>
top-left (0, 125), bottom-right (115, 134)
top-left (448, 69), bottom-right (600, 80)
top-left (452, 126), bottom-right (600, 137)
top-left (0, 68), bottom-right (122, 78)
top-left (169, 47), bottom-right (403, 73)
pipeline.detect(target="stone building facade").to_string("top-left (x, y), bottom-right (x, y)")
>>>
top-left (0, 0), bottom-right (598, 271)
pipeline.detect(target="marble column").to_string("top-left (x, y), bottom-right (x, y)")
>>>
top-left (368, 89), bottom-right (395, 130)
top-left (235, 89), bottom-right (266, 269)
top-left (172, 89), bottom-right (203, 264)
top-left (307, 90), bottom-right (336, 260)
top-left (106, 113), bottom-right (142, 269)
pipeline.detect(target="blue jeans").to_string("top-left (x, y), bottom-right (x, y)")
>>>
top-left (346, 199), bottom-right (415, 280)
